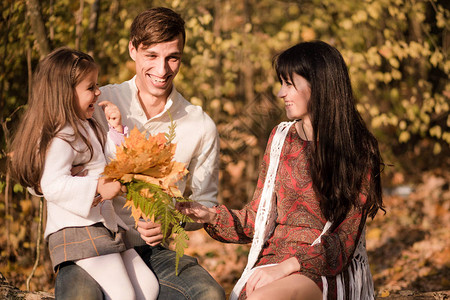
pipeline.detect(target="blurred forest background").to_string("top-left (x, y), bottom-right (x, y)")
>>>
top-left (0, 0), bottom-right (449, 298)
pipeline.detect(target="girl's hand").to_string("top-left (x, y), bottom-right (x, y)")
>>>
top-left (71, 164), bottom-right (87, 177)
top-left (91, 193), bottom-right (103, 207)
top-left (246, 257), bottom-right (300, 297)
top-left (98, 101), bottom-right (123, 133)
top-left (96, 177), bottom-right (122, 201)
top-left (176, 201), bottom-right (217, 224)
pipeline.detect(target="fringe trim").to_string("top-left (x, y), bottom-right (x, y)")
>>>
top-left (320, 229), bottom-right (375, 300)
top-left (230, 122), bottom-right (295, 300)
top-left (230, 121), bottom-right (375, 300)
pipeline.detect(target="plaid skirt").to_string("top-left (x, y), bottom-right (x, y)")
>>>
top-left (48, 222), bottom-right (127, 271)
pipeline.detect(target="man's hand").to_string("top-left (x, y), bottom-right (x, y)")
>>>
top-left (98, 100), bottom-right (123, 133)
top-left (137, 220), bottom-right (164, 246)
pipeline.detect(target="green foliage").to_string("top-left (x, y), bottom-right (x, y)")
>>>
top-left (125, 180), bottom-right (192, 275)
top-left (1, 0), bottom-right (449, 210)
top-left (165, 111), bottom-right (177, 144)
top-left (172, 222), bottom-right (189, 275)
top-left (12, 183), bottom-right (23, 194)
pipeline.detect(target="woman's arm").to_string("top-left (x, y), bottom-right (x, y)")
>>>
top-left (296, 196), bottom-right (367, 278)
top-left (180, 126), bottom-right (279, 244)
top-left (202, 127), bottom-right (278, 244)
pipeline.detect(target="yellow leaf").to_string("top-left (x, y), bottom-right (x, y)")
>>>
top-left (103, 126), bottom-right (188, 190)
top-left (105, 125), bottom-right (189, 225)
top-left (124, 199), bottom-right (144, 224)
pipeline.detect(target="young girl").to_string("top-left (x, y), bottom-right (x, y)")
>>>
top-left (9, 47), bottom-right (159, 300)
top-left (179, 41), bottom-right (384, 300)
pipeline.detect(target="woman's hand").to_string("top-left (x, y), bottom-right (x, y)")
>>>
top-left (176, 201), bottom-right (218, 224)
top-left (246, 257), bottom-right (300, 297)
top-left (98, 100), bottom-right (123, 133)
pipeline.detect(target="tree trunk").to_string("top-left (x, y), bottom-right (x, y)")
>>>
top-left (75, 0), bottom-right (85, 50)
top-left (0, 272), bottom-right (54, 300)
top-left (48, 0), bottom-right (54, 40)
top-left (105, 0), bottom-right (119, 36)
top-left (213, 1), bottom-right (222, 106)
top-left (242, 0), bottom-right (255, 105)
top-left (87, 0), bottom-right (101, 56)
top-left (25, 0), bottom-right (51, 57)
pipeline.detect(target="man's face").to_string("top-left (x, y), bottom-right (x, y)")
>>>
top-left (129, 34), bottom-right (183, 103)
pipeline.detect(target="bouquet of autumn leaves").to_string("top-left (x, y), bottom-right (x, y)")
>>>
top-left (102, 122), bottom-right (192, 275)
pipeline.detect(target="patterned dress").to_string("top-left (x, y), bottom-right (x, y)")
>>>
top-left (205, 125), bottom-right (369, 299)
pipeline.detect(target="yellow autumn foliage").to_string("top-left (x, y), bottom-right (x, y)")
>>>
top-left (104, 126), bottom-right (188, 194)
top-left (103, 126), bottom-right (189, 224)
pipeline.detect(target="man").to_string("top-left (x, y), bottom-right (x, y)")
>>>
top-left (55, 7), bottom-right (224, 299)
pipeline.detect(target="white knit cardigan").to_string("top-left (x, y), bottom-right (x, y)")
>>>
top-left (230, 121), bottom-right (375, 300)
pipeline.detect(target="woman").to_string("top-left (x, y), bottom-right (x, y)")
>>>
top-left (179, 41), bottom-right (383, 300)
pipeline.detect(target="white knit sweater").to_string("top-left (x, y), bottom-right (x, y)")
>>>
top-left (41, 121), bottom-right (126, 238)
top-left (94, 77), bottom-right (220, 246)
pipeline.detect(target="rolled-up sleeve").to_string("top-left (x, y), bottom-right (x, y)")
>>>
top-left (187, 116), bottom-right (220, 208)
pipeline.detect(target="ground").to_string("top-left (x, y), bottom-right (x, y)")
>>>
top-left (1, 171), bottom-right (449, 299)
top-left (184, 171), bottom-right (450, 298)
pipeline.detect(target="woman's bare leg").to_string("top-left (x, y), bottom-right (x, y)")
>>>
top-left (246, 274), bottom-right (322, 300)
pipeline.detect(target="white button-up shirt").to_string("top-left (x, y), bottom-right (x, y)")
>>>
top-left (94, 76), bottom-right (220, 246)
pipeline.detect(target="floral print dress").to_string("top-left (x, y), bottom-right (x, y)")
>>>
top-left (205, 125), bottom-right (369, 299)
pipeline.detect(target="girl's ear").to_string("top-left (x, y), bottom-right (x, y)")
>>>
top-left (129, 41), bottom-right (137, 61)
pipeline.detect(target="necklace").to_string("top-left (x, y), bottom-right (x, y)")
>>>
top-left (295, 119), bottom-right (310, 141)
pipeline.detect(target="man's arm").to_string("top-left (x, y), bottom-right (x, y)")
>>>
top-left (183, 115), bottom-right (220, 230)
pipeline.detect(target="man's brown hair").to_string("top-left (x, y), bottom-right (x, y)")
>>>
top-left (130, 7), bottom-right (186, 50)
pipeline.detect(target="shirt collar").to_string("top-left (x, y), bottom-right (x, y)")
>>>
top-left (130, 76), bottom-right (177, 121)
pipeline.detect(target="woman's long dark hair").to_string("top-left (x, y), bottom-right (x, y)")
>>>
top-left (274, 41), bottom-right (384, 225)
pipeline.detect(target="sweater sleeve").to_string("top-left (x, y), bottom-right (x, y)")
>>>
top-left (296, 193), bottom-right (368, 278)
top-left (204, 127), bottom-right (276, 243)
top-left (104, 125), bottom-right (128, 162)
top-left (40, 137), bottom-right (97, 218)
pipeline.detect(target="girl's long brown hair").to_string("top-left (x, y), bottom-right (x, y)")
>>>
top-left (9, 47), bottom-right (105, 194)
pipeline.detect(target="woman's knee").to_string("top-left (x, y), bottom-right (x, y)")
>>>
top-left (246, 274), bottom-right (322, 300)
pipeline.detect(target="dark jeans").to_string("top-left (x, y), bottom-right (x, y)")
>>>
top-left (55, 245), bottom-right (225, 300)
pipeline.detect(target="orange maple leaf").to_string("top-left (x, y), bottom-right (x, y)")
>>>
top-left (103, 126), bottom-right (189, 202)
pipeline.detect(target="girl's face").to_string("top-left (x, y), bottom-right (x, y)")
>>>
top-left (74, 69), bottom-right (100, 120)
top-left (277, 73), bottom-right (311, 122)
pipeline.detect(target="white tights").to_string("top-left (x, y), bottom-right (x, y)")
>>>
top-left (76, 248), bottom-right (159, 300)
